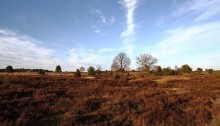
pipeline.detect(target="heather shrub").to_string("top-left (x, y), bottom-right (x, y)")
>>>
top-left (74, 69), bottom-right (81, 78)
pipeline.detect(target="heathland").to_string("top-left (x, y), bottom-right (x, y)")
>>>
top-left (1, 71), bottom-right (220, 125)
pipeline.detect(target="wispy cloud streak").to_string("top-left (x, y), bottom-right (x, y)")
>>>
top-left (120, 0), bottom-right (138, 53)
top-left (151, 22), bottom-right (220, 69)
top-left (173, 0), bottom-right (220, 21)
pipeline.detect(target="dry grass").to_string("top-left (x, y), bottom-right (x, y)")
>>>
top-left (1, 73), bottom-right (220, 125)
top-left (155, 75), bottom-right (190, 84)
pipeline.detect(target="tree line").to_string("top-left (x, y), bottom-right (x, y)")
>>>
top-left (0, 52), bottom-right (215, 76)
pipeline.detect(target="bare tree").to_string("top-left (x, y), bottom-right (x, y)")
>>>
top-left (136, 54), bottom-right (158, 71)
top-left (79, 66), bottom-right (85, 72)
top-left (96, 64), bottom-right (102, 74)
top-left (112, 52), bottom-right (131, 71)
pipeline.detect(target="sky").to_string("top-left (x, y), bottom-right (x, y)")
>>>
top-left (0, 0), bottom-right (220, 71)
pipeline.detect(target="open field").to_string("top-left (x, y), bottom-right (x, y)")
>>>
top-left (1, 72), bottom-right (220, 125)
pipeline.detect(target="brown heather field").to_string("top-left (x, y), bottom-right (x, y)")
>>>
top-left (1, 72), bottom-right (220, 125)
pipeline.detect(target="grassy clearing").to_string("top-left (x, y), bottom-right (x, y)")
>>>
top-left (155, 75), bottom-right (190, 84)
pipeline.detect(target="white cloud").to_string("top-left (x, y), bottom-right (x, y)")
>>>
top-left (95, 9), bottom-right (102, 15)
top-left (67, 48), bottom-right (113, 70)
top-left (101, 16), bottom-right (106, 24)
top-left (109, 17), bottom-right (115, 24)
top-left (150, 22), bottom-right (220, 70)
top-left (120, 0), bottom-right (138, 53)
top-left (0, 28), bottom-right (114, 71)
top-left (97, 48), bottom-right (117, 53)
top-left (0, 28), bottom-right (62, 70)
top-left (173, 0), bottom-right (220, 21)
top-left (94, 29), bottom-right (101, 33)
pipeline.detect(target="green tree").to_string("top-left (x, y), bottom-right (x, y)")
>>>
top-left (181, 64), bottom-right (192, 73)
top-left (155, 66), bottom-right (162, 75)
top-left (197, 68), bottom-right (203, 75)
top-left (162, 68), bottom-right (170, 75)
top-left (74, 69), bottom-right (81, 78)
top-left (55, 65), bottom-right (62, 72)
top-left (87, 66), bottom-right (96, 76)
top-left (5, 65), bottom-right (14, 73)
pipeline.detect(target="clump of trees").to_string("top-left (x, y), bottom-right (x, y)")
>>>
top-left (55, 65), bottom-right (62, 72)
top-left (87, 66), bottom-right (96, 76)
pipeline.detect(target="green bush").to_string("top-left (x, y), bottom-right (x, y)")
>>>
top-left (114, 74), bottom-right (120, 79)
top-left (208, 69), bottom-right (213, 74)
top-left (197, 68), bottom-right (203, 75)
top-left (181, 64), bottom-right (192, 73)
top-left (87, 66), bottom-right (96, 76)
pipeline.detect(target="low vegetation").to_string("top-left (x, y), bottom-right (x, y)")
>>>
top-left (0, 52), bottom-right (219, 125)
top-left (0, 72), bottom-right (220, 125)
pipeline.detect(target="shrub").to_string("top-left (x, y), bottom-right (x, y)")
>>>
top-left (87, 66), bottom-right (96, 76)
top-left (114, 74), bottom-right (120, 79)
top-left (197, 68), bottom-right (203, 75)
top-left (74, 69), bottom-right (81, 78)
top-left (208, 69), bottom-right (213, 74)
top-left (96, 69), bottom-right (102, 74)
top-left (181, 64), bottom-right (192, 73)
top-left (5, 65), bottom-right (14, 73)
top-left (38, 69), bottom-right (45, 75)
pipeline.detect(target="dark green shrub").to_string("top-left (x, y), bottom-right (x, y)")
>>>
top-left (87, 66), bottom-right (96, 76)
top-left (208, 69), bottom-right (213, 74)
top-left (197, 68), bottom-right (203, 75)
top-left (181, 64), bottom-right (192, 73)
top-left (114, 74), bottom-right (120, 79)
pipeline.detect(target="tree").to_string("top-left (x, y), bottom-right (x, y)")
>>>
top-left (87, 66), bottom-right (96, 76)
top-left (112, 52), bottom-right (131, 71)
top-left (38, 69), bottom-right (45, 75)
top-left (79, 66), bottom-right (85, 72)
top-left (154, 66), bottom-right (162, 75)
top-left (96, 64), bottom-right (102, 74)
top-left (197, 68), bottom-right (203, 75)
top-left (55, 65), bottom-right (62, 72)
top-left (136, 54), bottom-right (158, 71)
top-left (5, 65), bottom-right (14, 73)
top-left (74, 69), bottom-right (81, 78)
top-left (181, 64), bottom-right (192, 73)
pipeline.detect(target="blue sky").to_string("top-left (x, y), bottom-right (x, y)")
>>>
top-left (0, 0), bottom-right (220, 71)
